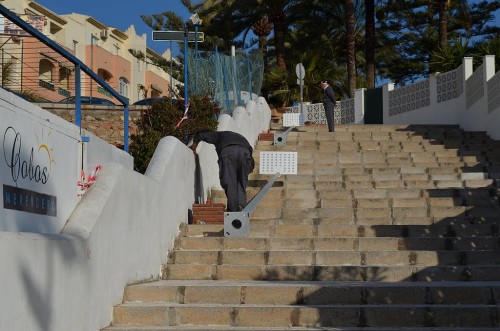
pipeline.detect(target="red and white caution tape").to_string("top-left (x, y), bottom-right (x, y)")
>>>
top-left (176, 103), bottom-right (190, 128)
top-left (77, 165), bottom-right (101, 198)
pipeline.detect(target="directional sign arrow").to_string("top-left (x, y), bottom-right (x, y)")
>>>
top-left (152, 30), bottom-right (204, 43)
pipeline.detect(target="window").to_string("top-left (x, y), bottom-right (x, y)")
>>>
top-left (150, 85), bottom-right (162, 98)
top-left (97, 68), bottom-right (112, 82)
top-left (39, 59), bottom-right (53, 82)
top-left (59, 67), bottom-right (70, 88)
top-left (119, 77), bottom-right (129, 98)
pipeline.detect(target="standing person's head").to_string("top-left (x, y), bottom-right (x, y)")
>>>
top-left (320, 80), bottom-right (328, 88)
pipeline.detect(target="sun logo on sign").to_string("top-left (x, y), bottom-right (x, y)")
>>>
top-left (35, 128), bottom-right (55, 173)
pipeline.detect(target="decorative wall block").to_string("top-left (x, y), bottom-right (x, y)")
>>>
top-left (466, 63), bottom-right (484, 109)
top-left (389, 79), bottom-right (430, 116)
top-left (487, 71), bottom-right (500, 113)
top-left (340, 98), bottom-right (355, 124)
top-left (437, 64), bottom-right (464, 103)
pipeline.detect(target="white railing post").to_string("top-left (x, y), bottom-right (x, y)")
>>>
top-left (354, 88), bottom-right (365, 124)
top-left (382, 83), bottom-right (395, 124)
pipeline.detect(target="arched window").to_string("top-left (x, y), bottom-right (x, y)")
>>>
top-left (119, 77), bottom-right (129, 98)
top-left (97, 68), bottom-right (112, 82)
top-left (39, 59), bottom-right (53, 82)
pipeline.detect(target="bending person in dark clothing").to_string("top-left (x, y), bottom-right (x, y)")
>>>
top-left (188, 130), bottom-right (255, 212)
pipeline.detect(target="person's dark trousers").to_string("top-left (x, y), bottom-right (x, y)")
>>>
top-left (219, 145), bottom-right (252, 212)
top-left (324, 102), bottom-right (335, 132)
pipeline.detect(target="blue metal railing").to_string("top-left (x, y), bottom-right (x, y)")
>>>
top-left (0, 5), bottom-right (130, 152)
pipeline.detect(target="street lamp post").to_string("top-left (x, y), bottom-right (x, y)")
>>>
top-left (183, 24), bottom-right (188, 109)
top-left (189, 14), bottom-right (202, 93)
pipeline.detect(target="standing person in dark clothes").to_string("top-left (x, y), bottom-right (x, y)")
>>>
top-left (320, 80), bottom-right (336, 132)
top-left (188, 130), bottom-right (255, 212)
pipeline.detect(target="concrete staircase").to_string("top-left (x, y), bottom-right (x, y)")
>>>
top-left (104, 124), bottom-right (500, 330)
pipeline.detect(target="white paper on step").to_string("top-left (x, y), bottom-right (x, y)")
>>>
top-left (259, 151), bottom-right (297, 175)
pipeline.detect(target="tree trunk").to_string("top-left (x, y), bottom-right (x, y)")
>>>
top-left (346, 0), bottom-right (356, 98)
top-left (438, 0), bottom-right (449, 49)
top-left (271, 11), bottom-right (287, 70)
top-left (259, 36), bottom-right (267, 55)
top-left (365, 0), bottom-right (376, 89)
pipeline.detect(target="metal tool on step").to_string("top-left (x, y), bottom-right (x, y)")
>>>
top-left (224, 151), bottom-right (298, 237)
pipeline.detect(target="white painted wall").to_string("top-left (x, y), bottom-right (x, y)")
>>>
top-left (383, 56), bottom-right (500, 139)
top-left (0, 89), bottom-right (132, 234)
top-left (0, 91), bottom-right (271, 331)
top-left (354, 88), bottom-right (365, 124)
top-left (0, 137), bottom-right (195, 331)
top-left (383, 75), bottom-right (461, 125)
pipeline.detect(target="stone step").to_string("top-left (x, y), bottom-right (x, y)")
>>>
top-left (255, 150), bottom-right (499, 163)
top-left (168, 250), bottom-right (500, 267)
top-left (255, 150), bottom-right (498, 165)
top-left (271, 172), bottom-right (496, 182)
top-left (242, 196), bottom-right (491, 209)
top-left (111, 302), bottom-right (499, 328)
top-left (278, 198), bottom-right (496, 210)
top-left (123, 280), bottom-right (500, 305)
top-left (256, 137), bottom-right (498, 147)
top-left (175, 237), bottom-right (500, 252)
top-left (249, 207), bottom-right (500, 221)
top-left (162, 264), bottom-right (500, 282)
top-left (243, 187), bottom-right (499, 200)
top-left (104, 327), bottom-right (500, 331)
top-left (180, 223), bottom-right (500, 238)
top-left (105, 125), bottom-right (500, 331)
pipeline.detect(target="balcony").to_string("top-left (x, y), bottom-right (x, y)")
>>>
top-left (97, 85), bottom-right (113, 98)
top-left (39, 79), bottom-right (55, 91)
top-left (58, 87), bottom-right (70, 97)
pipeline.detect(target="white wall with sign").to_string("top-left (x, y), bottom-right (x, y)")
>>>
top-left (0, 89), bottom-right (132, 234)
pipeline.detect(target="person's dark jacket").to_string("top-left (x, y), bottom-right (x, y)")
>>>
top-left (194, 131), bottom-right (253, 156)
top-left (323, 85), bottom-right (336, 105)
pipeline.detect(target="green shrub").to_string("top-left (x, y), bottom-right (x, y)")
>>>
top-left (130, 96), bottom-right (219, 173)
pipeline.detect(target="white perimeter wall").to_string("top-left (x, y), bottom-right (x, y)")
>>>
top-left (0, 93), bottom-right (271, 331)
top-left (0, 89), bottom-right (132, 234)
top-left (383, 56), bottom-right (500, 140)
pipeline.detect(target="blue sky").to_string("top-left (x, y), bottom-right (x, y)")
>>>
top-left (34, 0), bottom-right (500, 58)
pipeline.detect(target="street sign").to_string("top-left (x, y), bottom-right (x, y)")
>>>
top-left (295, 63), bottom-right (305, 119)
top-left (152, 30), bottom-right (204, 43)
top-left (295, 63), bottom-right (305, 79)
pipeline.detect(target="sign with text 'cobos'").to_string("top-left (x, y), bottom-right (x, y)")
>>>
top-left (1, 102), bottom-right (80, 233)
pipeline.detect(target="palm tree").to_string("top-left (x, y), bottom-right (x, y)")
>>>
top-left (438, 0), bottom-right (449, 50)
top-left (252, 17), bottom-right (272, 56)
top-left (365, 0), bottom-right (375, 89)
top-left (346, 0), bottom-right (356, 97)
top-left (184, 0), bottom-right (307, 70)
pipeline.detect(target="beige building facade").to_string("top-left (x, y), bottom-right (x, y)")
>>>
top-left (0, 0), bottom-right (178, 104)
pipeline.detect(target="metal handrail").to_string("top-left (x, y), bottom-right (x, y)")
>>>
top-left (224, 172), bottom-right (281, 237)
top-left (0, 4), bottom-right (130, 151)
top-left (274, 126), bottom-right (295, 146)
top-left (243, 172), bottom-right (280, 214)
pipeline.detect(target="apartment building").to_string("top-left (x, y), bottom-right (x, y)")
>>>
top-left (0, 0), bottom-right (177, 104)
